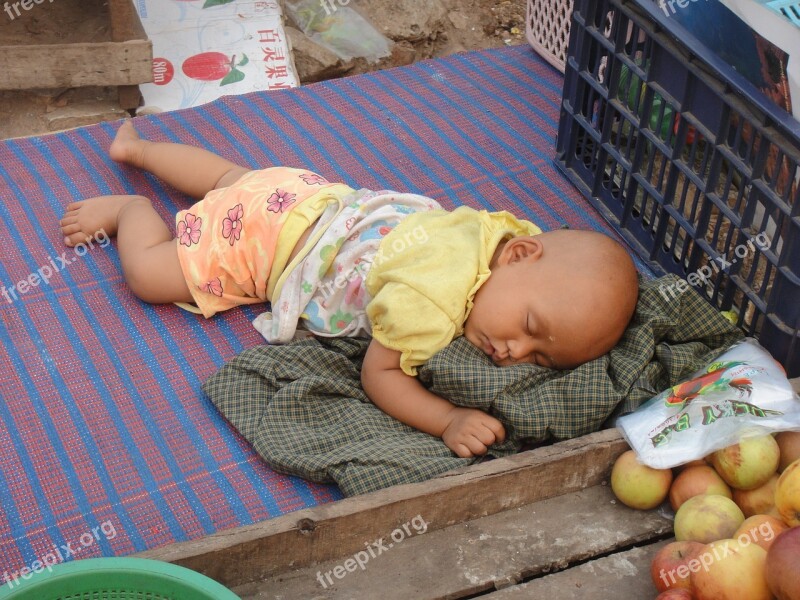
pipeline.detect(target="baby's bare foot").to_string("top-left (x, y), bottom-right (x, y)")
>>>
top-left (59, 195), bottom-right (145, 247)
top-left (109, 120), bottom-right (146, 166)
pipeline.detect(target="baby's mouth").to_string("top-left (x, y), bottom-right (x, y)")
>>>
top-left (472, 332), bottom-right (505, 362)
top-left (484, 338), bottom-right (507, 362)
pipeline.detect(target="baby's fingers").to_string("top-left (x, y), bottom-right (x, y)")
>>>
top-left (470, 424), bottom-right (499, 448)
top-left (485, 418), bottom-right (506, 443)
top-left (447, 432), bottom-right (490, 457)
top-left (462, 436), bottom-right (490, 457)
top-left (452, 442), bottom-right (479, 459)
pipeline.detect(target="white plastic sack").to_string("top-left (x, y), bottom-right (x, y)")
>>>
top-left (617, 338), bottom-right (800, 469)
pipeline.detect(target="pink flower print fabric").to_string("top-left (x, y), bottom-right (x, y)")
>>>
top-left (300, 172), bottom-right (329, 186)
top-left (222, 204), bottom-right (243, 246)
top-left (267, 189), bottom-right (296, 213)
top-left (177, 213), bottom-right (202, 247)
top-left (174, 166), bottom-right (354, 319)
top-left (200, 278), bottom-right (223, 297)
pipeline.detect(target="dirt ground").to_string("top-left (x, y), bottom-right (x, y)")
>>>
top-left (437, 0), bottom-right (528, 54)
top-left (0, 0), bottom-right (528, 140)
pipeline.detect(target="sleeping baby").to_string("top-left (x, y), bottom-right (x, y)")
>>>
top-left (60, 121), bottom-right (640, 458)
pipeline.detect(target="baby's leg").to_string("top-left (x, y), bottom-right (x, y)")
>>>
top-left (60, 195), bottom-right (192, 304)
top-left (109, 120), bottom-right (251, 198)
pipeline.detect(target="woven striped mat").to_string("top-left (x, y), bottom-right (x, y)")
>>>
top-left (0, 45), bottom-right (638, 574)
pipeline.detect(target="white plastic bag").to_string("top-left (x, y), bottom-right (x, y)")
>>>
top-left (617, 338), bottom-right (800, 469)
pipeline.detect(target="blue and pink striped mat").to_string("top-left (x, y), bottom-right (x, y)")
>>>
top-left (0, 45), bottom-right (633, 576)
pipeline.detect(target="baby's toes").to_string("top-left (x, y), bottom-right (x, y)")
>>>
top-left (63, 201), bottom-right (86, 213)
top-left (59, 216), bottom-right (83, 245)
top-left (59, 212), bottom-right (88, 247)
top-left (60, 222), bottom-right (82, 237)
top-left (62, 228), bottom-right (90, 247)
top-left (59, 214), bottom-right (78, 228)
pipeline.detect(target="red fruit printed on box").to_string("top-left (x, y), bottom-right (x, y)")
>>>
top-left (182, 52), bottom-right (249, 86)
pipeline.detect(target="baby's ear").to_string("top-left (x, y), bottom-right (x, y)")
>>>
top-left (502, 236), bottom-right (543, 264)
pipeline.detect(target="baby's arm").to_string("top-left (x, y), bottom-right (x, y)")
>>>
top-left (361, 339), bottom-right (505, 457)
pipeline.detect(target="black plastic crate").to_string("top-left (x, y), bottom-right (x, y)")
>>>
top-left (556, 0), bottom-right (800, 376)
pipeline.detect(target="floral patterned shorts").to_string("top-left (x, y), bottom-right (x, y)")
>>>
top-left (174, 167), bottom-right (351, 318)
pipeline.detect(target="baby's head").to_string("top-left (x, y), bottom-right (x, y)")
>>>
top-left (464, 229), bottom-right (639, 369)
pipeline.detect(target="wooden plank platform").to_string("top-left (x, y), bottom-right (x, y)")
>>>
top-left (138, 377), bottom-right (800, 598)
top-left (485, 540), bottom-right (671, 599)
top-left (232, 485), bottom-right (672, 599)
top-left (139, 429), bottom-right (631, 589)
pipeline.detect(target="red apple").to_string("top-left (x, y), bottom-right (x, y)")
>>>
top-left (766, 526), bottom-right (800, 600)
top-left (610, 450), bottom-right (673, 510)
top-left (650, 540), bottom-right (706, 592)
top-left (776, 431), bottom-right (800, 472)
top-left (670, 465), bottom-right (732, 511)
top-left (656, 589), bottom-right (695, 599)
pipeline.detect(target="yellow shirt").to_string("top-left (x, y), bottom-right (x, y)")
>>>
top-left (365, 206), bottom-right (542, 375)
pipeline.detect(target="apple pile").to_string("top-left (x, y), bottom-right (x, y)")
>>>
top-left (609, 431), bottom-right (800, 600)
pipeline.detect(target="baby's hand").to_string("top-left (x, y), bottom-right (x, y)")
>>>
top-left (441, 407), bottom-right (506, 458)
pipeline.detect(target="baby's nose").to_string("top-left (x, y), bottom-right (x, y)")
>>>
top-left (508, 339), bottom-right (533, 360)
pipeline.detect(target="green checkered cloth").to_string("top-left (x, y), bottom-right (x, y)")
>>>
top-left (203, 275), bottom-right (743, 496)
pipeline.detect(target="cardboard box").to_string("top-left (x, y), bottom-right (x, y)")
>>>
top-left (134, 0), bottom-right (298, 112)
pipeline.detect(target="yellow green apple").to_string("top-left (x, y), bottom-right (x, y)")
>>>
top-left (709, 435), bottom-right (779, 490)
top-left (674, 494), bottom-right (745, 544)
top-left (610, 450), bottom-right (673, 510)
top-left (775, 458), bottom-right (800, 526)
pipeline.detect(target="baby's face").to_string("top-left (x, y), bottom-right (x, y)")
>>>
top-left (463, 236), bottom-right (631, 369)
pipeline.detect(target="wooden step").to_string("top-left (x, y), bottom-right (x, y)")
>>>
top-left (232, 484), bottom-right (672, 599)
top-left (485, 540), bottom-right (671, 599)
top-left (139, 429), bottom-right (631, 589)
